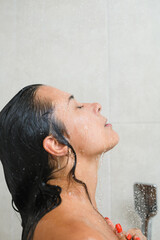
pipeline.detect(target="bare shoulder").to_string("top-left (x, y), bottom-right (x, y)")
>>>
top-left (64, 221), bottom-right (106, 240)
top-left (33, 216), bottom-right (106, 240)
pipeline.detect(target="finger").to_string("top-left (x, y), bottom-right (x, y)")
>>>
top-left (116, 233), bottom-right (127, 240)
top-left (104, 217), bottom-right (115, 230)
top-left (133, 237), bottom-right (140, 240)
top-left (126, 234), bottom-right (132, 240)
top-left (115, 223), bottom-right (127, 240)
top-left (126, 228), bottom-right (145, 240)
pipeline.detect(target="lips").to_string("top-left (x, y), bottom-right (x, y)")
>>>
top-left (104, 119), bottom-right (112, 127)
top-left (105, 123), bottom-right (112, 127)
top-left (104, 119), bottom-right (108, 126)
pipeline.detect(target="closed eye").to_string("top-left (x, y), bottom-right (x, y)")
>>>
top-left (77, 105), bottom-right (84, 109)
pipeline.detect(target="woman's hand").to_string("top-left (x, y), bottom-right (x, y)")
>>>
top-left (124, 228), bottom-right (147, 240)
top-left (105, 218), bottom-right (147, 240)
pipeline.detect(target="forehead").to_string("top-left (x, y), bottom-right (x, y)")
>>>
top-left (36, 85), bottom-right (70, 104)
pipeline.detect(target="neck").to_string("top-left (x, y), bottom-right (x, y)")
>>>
top-left (74, 153), bottom-right (100, 210)
top-left (48, 153), bottom-right (101, 211)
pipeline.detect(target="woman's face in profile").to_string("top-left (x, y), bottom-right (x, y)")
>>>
top-left (37, 85), bottom-right (119, 157)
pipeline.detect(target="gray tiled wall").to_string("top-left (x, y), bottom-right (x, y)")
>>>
top-left (0, 1), bottom-right (159, 239)
top-left (108, 2), bottom-right (160, 239)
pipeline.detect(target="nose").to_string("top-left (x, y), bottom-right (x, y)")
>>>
top-left (93, 103), bottom-right (102, 114)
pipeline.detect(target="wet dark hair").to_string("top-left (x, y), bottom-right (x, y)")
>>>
top-left (0, 84), bottom-right (92, 240)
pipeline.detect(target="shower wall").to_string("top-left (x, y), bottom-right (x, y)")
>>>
top-left (109, 2), bottom-right (160, 239)
top-left (0, 1), bottom-right (159, 239)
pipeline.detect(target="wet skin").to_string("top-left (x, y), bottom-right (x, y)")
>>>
top-left (33, 85), bottom-right (120, 240)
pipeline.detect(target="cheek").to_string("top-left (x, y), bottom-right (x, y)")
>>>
top-left (74, 121), bottom-right (91, 141)
top-left (71, 122), bottom-right (104, 153)
top-left (68, 119), bottom-right (95, 149)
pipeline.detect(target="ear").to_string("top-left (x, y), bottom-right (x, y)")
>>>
top-left (43, 135), bottom-right (68, 157)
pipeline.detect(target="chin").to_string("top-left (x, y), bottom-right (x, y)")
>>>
top-left (104, 132), bottom-right (120, 152)
top-left (114, 132), bottom-right (120, 145)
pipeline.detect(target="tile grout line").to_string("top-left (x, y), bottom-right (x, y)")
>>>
top-left (112, 122), bottom-right (160, 124)
top-left (105, 0), bottom-right (112, 219)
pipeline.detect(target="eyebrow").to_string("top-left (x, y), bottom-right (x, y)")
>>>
top-left (68, 95), bottom-right (74, 105)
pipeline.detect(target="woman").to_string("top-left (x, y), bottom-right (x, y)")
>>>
top-left (0, 84), bottom-right (146, 240)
